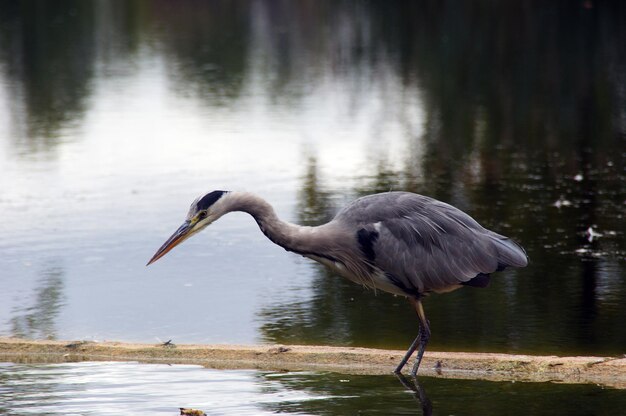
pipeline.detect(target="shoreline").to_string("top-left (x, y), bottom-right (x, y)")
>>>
top-left (1, 337), bottom-right (624, 388)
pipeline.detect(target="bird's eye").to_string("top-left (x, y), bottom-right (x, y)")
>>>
top-left (197, 211), bottom-right (208, 220)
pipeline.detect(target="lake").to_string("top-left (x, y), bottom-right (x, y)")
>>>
top-left (0, 1), bottom-right (625, 414)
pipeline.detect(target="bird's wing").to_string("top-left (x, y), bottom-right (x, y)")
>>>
top-left (336, 192), bottom-right (527, 294)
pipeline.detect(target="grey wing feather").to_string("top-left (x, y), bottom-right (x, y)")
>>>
top-left (335, 192), bottom-right (528, 294)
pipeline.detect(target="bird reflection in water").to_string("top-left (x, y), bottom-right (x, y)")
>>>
top-left (396, 373), bottom-right (433, 416)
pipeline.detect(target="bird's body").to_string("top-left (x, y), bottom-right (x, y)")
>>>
top-left (148, 190), bottom-right (528, 375)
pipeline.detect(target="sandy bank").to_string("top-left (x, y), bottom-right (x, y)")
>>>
top-left (1, 337), bottom-right (624, 388)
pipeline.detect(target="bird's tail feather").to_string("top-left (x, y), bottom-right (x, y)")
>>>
top-left (492, 236), bottom-right (529, 269)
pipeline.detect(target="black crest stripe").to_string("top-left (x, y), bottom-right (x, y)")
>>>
top-left (196, 190), bottom-right (227, 210)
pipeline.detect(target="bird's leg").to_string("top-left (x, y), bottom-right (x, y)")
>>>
top-left (394, 296), bottom-right (430, 375)
top-left (410, 298), bottom-right (431, 376)
top-left (394, 325), bottom-right (421, 374)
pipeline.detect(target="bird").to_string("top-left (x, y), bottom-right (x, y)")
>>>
top-left (147, 190), bottom-right (528, 376)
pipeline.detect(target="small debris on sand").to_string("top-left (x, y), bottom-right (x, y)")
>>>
top-left (268, 346), bottom-right (291, 354)
top-left (180, 407), bottom-right (206, 416)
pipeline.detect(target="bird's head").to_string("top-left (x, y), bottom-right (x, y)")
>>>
top-left (147, 190), bottom-right (229, 265)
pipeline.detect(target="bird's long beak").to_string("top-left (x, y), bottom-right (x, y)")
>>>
top-left (147, 221), bottom-right (194, 266)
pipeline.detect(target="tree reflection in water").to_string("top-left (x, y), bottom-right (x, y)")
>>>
top-left (9, 265), bottom-right (65, 340)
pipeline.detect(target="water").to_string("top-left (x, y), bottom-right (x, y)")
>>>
top-left (1, 361), bottom-right (625, 416)
top-left (0, 2), bottom-right (625, 411)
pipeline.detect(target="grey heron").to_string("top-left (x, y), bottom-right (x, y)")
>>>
top-left (147, 190), bottom-right (528, 375)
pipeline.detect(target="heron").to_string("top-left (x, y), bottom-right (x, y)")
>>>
top-left (147, 190), bottom-right (528, 375)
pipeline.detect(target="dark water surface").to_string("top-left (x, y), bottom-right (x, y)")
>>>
top-left (2, 362), bottom-right (626, 416)
top-left (0, 0), bottom-right (625, 374)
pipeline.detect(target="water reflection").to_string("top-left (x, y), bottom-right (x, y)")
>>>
top-left (152, 1), bottom-right (251, 103)
top-left (396, 374), bottom-right (433, 416)
top-left (296, 157), bottom-right (335, 226)
top-left (2, 363), bottom-right (626, 416)
top-left (9, 265), bottom-right (65, 340)
top-left (256, 371), bottom-right (626, 416)
top-left (0, 1), bottom-right (95, 148)
top-left (0, 1), bottom-right (624, 355)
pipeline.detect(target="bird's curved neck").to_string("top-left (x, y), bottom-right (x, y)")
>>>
top-left (223, 192), bottom-right (326, 256)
